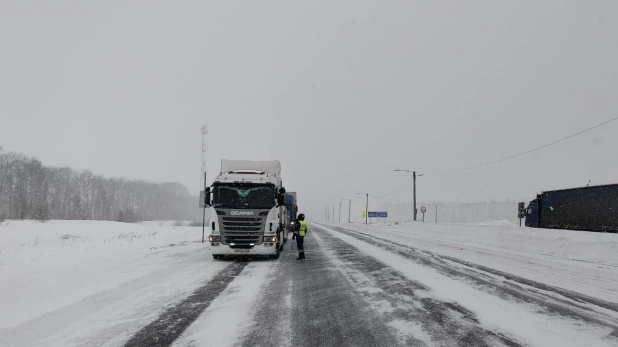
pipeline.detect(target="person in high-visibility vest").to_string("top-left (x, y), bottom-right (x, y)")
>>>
top-left (293, 213), bottom-right (307, 260)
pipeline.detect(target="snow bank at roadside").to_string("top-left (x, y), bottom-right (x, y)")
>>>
top-left (138, 220), bottom-right (203, 227)
top-left (374, 219), bottom-right (517, 227)
top-left (345, 221), bottom-right (618, 266)
top-left (0, 220), bottom-right (206, 268)
top-left (0, 220), bottom-right (209, 331)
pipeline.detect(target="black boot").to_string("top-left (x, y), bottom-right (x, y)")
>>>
top-left (296, 251), bottom-right (305, 260)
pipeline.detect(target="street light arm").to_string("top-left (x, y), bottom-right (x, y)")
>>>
top-left (394, 169), bottom-right (423, 175)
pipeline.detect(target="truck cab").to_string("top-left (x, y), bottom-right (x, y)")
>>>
top-left (206, 160), bottom-right (287, 259)
top-left (524, 199), bottom-right (539, 228)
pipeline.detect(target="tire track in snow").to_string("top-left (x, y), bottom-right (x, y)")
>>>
top-left (124, 261), bottom-right (247, 347)
top-left (285, 232), bottom-right (400, 347)
top-left (313, 227), bottom-right (521, 347)
top-left (237, 250), bottom-right (294, 347)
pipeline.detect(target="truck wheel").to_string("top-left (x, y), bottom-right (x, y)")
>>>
top-left (213, 255), bottom-right (224, 260)
top-left (269, 249), bottom-right (280, 260)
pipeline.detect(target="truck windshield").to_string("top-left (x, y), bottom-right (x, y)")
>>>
top-left (213, 185), bottom-right (275, 209)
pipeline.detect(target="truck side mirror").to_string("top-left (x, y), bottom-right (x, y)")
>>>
top-left (200, 187), bottom-right (211, 208)
top-left (277, 194), bottom-right (285, 206)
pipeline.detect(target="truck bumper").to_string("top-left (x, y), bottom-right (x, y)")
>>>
top-left (210, 243), bottom-right (278, 256)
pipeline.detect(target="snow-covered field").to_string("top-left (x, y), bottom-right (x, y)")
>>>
top-left (0, 220), bottom-right (219, 347)
top-left (329, 221), bottom-right (618, 304)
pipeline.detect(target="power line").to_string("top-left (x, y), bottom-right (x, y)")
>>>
top-left (432, 198), bottom-right (529, 206)
top-left (429, 117), bottom-right (618, 175)
top-left (370, 194), bottom-right (411, 203)
top-left (375, 117), bottom-right (617, 200)
top-left (373, 181), bottom-right (413, 199)
top-left (375, 197), bottom-right (529, 206)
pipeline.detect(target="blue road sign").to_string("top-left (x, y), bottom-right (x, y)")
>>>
top-left (368, 211), bottom-right (388, 218)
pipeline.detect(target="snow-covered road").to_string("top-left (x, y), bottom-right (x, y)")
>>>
top-left (2, 221), bottom-right (617, 346)
top-left (316, 224), bottom-right (618, 347)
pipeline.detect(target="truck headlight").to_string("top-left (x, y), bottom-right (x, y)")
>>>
top-left (208, 235), bottom-right (221, 242)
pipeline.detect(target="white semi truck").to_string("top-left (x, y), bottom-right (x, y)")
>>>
top-left (204, 160), bottom-right (289, 259)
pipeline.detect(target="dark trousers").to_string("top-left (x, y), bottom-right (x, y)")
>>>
top-left (296, 235), bottom-right (305, 252)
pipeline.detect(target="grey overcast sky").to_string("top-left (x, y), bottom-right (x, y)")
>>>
top-left (1, 0), bottom-right (617, 221)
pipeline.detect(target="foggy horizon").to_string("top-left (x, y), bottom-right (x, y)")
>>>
top-left (2, 1), bottom-right (617, 221)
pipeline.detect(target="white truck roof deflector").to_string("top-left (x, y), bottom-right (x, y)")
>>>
top-left (220, 159), bottom-right (282, 177)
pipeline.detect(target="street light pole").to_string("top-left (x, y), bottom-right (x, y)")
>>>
top-left (357, 193), bottom-right (369, 224)
top-left (348, 200), bottom-right (351, 223)
top-left (413, 171), bottom-right (417, 221)
top-left (342, 199), bottom-right (352, 223)
top-left (394, 169), bottom-right (423, 221)
top-left (338, 203), bottom-right (342, 223)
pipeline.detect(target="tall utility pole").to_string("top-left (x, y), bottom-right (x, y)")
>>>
top-left (342, 198), bottom-right (351, 223)
top-left (357, 193), bottom-right (369, 224)
top-left (201, 173), bottom-right (207, 243)
top-left (338, 202), bottom-right (341, 222)
top-left (201, 125), bottom-right (208, 243)
top-left (394, 170), bottom-right (423, 221)
top-left (201, 125), bottom-right (208, 190)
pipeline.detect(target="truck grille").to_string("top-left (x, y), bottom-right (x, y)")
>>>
top-left (219, 215), bottom-right (266, 245)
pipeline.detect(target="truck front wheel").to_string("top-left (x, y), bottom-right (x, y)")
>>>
top-left (269, 248), bottom-right (280, 260)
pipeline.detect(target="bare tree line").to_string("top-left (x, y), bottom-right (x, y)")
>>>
top-left (0, 146), bottom-right (199, 222)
